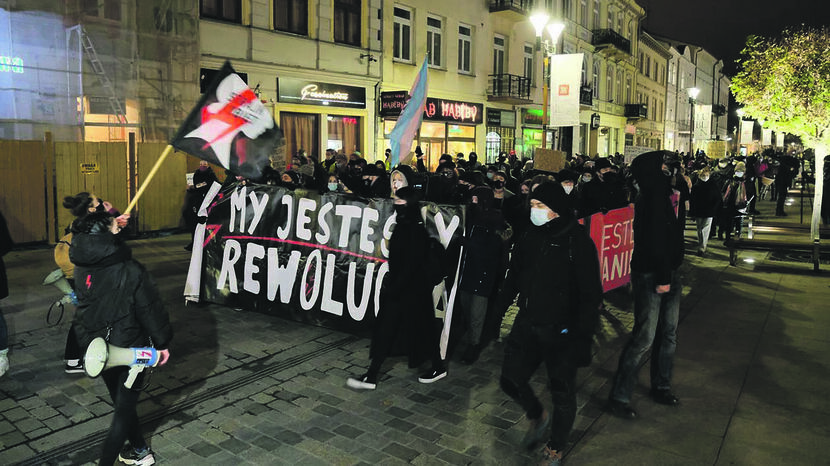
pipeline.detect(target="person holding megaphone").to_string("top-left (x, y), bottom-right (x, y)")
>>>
top-left (70, 211), bottom-right (172, 466)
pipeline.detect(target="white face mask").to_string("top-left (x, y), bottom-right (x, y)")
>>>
top-left (563, 184), bottom-right (574, 195)
top-left (530, 207), bottom-right (551, 226)
top-left (700, 176), bottom-right (710, 182)
top-left (582, 175), bottom-right (592, 183)
top-left (392, 180), bottom-right (403, 190)
top-left (327, 182), bottom-right (339, 191)
top-left (735, 172), bottom-right (745, 178)
top-left (486, 172), bottom-right (495, 180)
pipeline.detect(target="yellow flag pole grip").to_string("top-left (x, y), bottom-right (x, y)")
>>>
top-left (124, 144), bottom-right (175, 215)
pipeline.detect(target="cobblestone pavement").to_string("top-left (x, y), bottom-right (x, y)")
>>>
top-left (1, 194), bottom-right (827, 465)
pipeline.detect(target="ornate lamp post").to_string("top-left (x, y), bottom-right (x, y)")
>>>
top-left (530, 12), bottom-right (565, 150)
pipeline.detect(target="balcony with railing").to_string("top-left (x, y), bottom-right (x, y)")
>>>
top-left (625, 103), bottom-right (648, 119)
top-left (580, 86), bottom-right (593, 106)
top-left (591, 29), bottom-right (631, 58)
top-left (487, 73), bottom-right (532, 104)
top-left (489, 0), bottom-right (535, 21)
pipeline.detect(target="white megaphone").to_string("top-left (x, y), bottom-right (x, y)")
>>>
top-left (84, 337), bottom-right (160, 388)
top-left (42, 269), bottom-right (77, 305)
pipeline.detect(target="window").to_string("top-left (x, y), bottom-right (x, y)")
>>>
top-left (668, 60), bottom-right (676, 85)
top-left (458, 24), bottom-right (472, 73)
top-left (638, 52), bottom-right (644, 73)
top-left (645, 55), bottom-right (651, 78)
top-left (581, 53), bottom-right (588, 85)
top-left (281, 113), bottom-right (320, 163)
top-left (580, 0), bottom-right (588, 28)
top-left (328, 116), bottom-right (361, 155)
top-left (200, 0), bottom-right (241, 23)
top-left (523, 44), bottom-right (534, 84)
top-left (562, 0), bottom-right (573, 20)
top-left (334, 0), bottom-right (360, 46)
top-left (274, 0), bottom-right (308, 35)
top-left (592, 61), bottom-right (600, 98)
top-left (592, 0), bottom-right (600, 29)
top-left (606, 64), bottom-right (613, 101)
top-left (493, 35), bottom-right (505, 75)
top-left (607, 8), bottom-right (613, 29)
top-left (426, 16), bottom-right (442, 67)
top-left (625, 74), bottom-right (632, 104)
top-left (617, 70), bottom-right (624, 104)
top-left (393, 6), bottom-right (412, 62)
top-left (617, 13), bottom-right (623, 36)
top-left (84, 0), bottom-right (121, 21)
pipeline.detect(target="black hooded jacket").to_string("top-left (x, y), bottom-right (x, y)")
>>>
top-left (70, 232), bottom-right (172, 350)
top-left (629, 151), bottom-right (685, 285)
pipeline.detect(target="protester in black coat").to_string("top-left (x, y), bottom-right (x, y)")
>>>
top-left (70, 211), bottom-right (172, 466)
top-left (689, 167), bottom-right (721, 255)
top-left (347, 187), bottom-right (447, 390)
top-left (496, 182), bottom-right (602, 463)
top-left (455, 187), bottom-right (509, 364)
top-left (0, 209), bottom-right (11, 377)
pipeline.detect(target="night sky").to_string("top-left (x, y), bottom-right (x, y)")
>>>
top-left (636, 0), bottom-right (830, 76)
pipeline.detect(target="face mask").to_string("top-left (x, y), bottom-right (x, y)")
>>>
top-left (582, 175), bottom-right (592, 183)
top-left (602, 172), bottom-right (618, 182)
top-left (198, 165), bottom-right (209, 171)
top-left (493, 180), bottom-right (505, 189)
top-left (327, 182), bottom-right (339, 191)
top-left (735, 172), bottom-right (745, 178)
top-left (699, 176), bottom-right (710, 182)
top-left (563, 185), bottom-right (574, 195)
top-left (530, 207), bottom-right (551, 226)
top-left (719, 162), bottom-right (728, 168)
top-left (486, 172), bottom-right (495, 180)
top-left (392, 180), bottom-right (403, 190)
top-left (662, 168), bottom-right (672, 177)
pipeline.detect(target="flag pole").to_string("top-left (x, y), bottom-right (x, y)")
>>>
top-left (124, 144), bottom-right (175, 215)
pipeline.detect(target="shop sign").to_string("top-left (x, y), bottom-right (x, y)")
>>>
top-left (591, 113), bottom-right (600, 130)
top-left (380, 92), bottom-right (483, 124)
top-left (487, 109), bottom-right (516, 128)
top-left (522, 108), bottom-right (544, 126)
top-left (625, 124), bottom-right (637, 134)
top-left (278, 78), bottom-right (366, 108)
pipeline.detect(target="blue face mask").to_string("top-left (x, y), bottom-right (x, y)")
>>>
top-left (530, 207), bottom-right (551, 226)
top-left (327, 182), bottom-right (339, 191)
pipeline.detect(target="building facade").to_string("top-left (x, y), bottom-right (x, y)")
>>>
top-left (632, 30), bottom-right (669, 150)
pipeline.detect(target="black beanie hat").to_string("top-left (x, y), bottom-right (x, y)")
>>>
top-left (530, 182), bottom-right (572, 218)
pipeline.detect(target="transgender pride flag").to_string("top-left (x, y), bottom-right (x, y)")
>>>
top-left (389, 57), bottom-right (428, 167)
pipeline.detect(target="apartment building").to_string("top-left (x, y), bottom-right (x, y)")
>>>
top-left (632, 30), bottom-right (670, 149)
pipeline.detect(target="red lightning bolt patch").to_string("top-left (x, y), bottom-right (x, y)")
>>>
top-left (85, 274), bottom-right (92, 289)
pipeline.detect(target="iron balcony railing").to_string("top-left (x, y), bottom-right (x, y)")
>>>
top-left (591, 28), bottom-right (631, 55)
top-left (624, 103), bottom-right (648, 119)
top-left (488, 73), bottom-right (531, 100)
top-left (580, 86), bottom-right (593, 106)
top-left (489, 0), bottom-right (536, 14)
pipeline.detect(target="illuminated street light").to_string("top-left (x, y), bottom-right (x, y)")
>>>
top-left (529, 11), bottom-right (565, 149)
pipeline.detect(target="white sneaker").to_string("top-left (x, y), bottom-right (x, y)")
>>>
top-left (0, 349), bottom-right (8, 377)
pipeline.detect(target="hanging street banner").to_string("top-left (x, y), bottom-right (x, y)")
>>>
top-left (549, 53), bottom-right (584, 127)
top-left (583, 205), bottom-right (635, 293)
top-left (694, 104), bottom-right (711, 142)
top-left (184, 182), bottom-right (465, 337)
top-left (740, 119), bottom-right (754, 145)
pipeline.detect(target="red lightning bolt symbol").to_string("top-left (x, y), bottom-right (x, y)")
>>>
top-left (199, 89), bottom-right (258, 164)
top-left (85, 274), bottom-right (92, 289)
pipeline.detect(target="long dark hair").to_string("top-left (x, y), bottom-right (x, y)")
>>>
top-left (62, 192), bottom-right (94, 218)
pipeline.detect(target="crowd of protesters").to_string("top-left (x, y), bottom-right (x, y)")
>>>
top-left (185, 145), bottom-right (807, 465)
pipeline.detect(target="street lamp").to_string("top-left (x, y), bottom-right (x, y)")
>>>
top-left (687, 87), bottom-right (700, 154)
top-left (736, 108), bottom-right (745, 153)
top-left (530, 11), bottom-right (565, 149)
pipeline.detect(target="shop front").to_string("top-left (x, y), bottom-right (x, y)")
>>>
top-left (485, 108), bottom-right (516, 164)
top-left (380, 91), bottom-right (483, 171)
top-left (276, 77), bottom-right (368, 162)
top-left (517, 108), bottom-right (554, 160)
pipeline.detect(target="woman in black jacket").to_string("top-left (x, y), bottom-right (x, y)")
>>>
top-left (71, 211), bottom-right (172, 466)
top-left (346, 187), bottom-right (447, 390)
top-left (689, 167), bottom-right (721, 256)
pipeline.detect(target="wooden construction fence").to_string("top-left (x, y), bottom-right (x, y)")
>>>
top-left (0, 136), bottom-right (210, 244)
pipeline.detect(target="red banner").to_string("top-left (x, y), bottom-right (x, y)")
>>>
top-left (586, 206), bottom-right (635, 292)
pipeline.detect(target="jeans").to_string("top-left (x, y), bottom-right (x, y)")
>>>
top-left (0, 310), bottom-right (7, 350)
top-left (695, 217), bottom-right (713, 252)
top-left (610, 270), bottom-right (681, 404)
top-left (64, 323), bottom-right (82, 360)
top-left (458, 290), bottom-right (488, 346)
top-left (500, 318), bottom-right (577, 451)
top-left (100, 366), bottom-right (148, 465)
